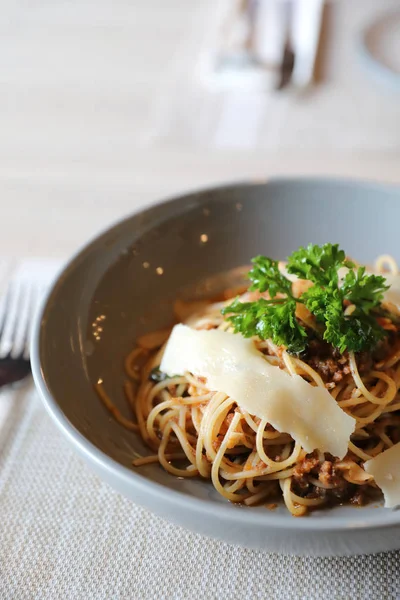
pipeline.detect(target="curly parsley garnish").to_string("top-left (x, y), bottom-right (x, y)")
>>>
top-left (222, 244), bottom-right (390, 354)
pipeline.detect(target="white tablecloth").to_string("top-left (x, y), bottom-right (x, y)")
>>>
top-left (1, 384), bottom-right (400, 600)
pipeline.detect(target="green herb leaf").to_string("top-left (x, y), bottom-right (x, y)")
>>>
top-left (222, 297), bottom-right (307, 353)
top-left (287, 243), bottom-right (353, 287)
top-left (221, 244), bottom-right (390, 355)
top-left (324, 309), bottom-right (386, 354)
top-left (301, 284), bottom-right (338, 323)
top-left (149, 367), bottom-right (169, 383)
top-left (249, 255), bottom-right (293, 298)
top-left (341, 267), bottom-right (389, 312)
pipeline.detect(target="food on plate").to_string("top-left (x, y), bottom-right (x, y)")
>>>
top-left (96, 244), bottom-right (400, 516)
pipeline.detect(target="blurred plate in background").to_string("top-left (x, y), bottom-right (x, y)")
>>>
top-left (360, 10), bottom-right (400, 91)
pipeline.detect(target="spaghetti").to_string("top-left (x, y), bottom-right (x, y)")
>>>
top-left (95, 255), bottom-right (400, 516)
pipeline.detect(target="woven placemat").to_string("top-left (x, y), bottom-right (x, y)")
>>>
top-left (1, 387), bottom-right (399, 600)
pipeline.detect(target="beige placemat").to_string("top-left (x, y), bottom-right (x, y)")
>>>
top-left (0, 386), bottom-right (399, 600)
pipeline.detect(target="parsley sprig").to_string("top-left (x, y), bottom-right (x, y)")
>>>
top-left (222, 244), bottom-right (390, 354)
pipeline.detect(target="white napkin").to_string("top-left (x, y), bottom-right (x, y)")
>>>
top-left (198, 0), bottom-right (324, 91)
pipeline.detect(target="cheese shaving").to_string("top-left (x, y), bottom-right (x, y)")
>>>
top-left (160, 325), bottom-right (355, 458)
top-left (364, 442), bottom-right (400, 508)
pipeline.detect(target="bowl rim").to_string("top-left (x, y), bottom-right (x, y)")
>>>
top-left (31, 176), bottom-right (400, 534)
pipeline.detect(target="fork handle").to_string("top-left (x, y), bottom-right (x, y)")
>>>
top-left (0, 359), bottom-right (31, 388)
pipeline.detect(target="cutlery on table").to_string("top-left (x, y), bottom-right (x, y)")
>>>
top-left (0, 260), bottom-right (59, 388)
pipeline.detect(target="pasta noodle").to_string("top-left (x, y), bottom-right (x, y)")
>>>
top-left (95, 255), bottom-right (400, 516)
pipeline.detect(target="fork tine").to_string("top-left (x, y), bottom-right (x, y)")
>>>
top-left (0, 286), bottom-right (10, 338)
top-left (0, 259), bottom-right (61, 363)
top-left (24, 282), bottom-right (46, 360)
top-left (11, 281), bottom-right (35, 359)
top-left (0, 280), bottom-right (24, 359)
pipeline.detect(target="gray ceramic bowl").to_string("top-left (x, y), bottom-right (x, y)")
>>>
top-left (32, 178), bottom-right (400, 556)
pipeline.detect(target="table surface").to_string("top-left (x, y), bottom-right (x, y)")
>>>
top-left (1, 1), bottom-right (400, 598)
top-left (1, 0), bottom-right (399, 260)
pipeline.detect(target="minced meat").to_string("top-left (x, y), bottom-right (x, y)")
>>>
top-left (304, 337), bottom-right (373, 384)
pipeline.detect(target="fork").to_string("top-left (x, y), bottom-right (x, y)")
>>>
top-left (275, 0), bottom-right (295, 90)
top-left (0, 260), bottom-right (60, 388)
